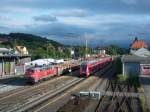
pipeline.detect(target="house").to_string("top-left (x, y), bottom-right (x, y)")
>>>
top-left (16, 46), bottom-right (29, 55)
top-left (122, 55), bottom-right (150, 77)
top-left (122, 38), bottom-right (150, 77)
top-left (0, 48), bottom-right (13, 56)
top-left (130, 37), bottom-right (148, 54)
top-left (0, 47), bottom-right (31, 78)
top-left (0, 55), bottom-right (31, 77)
top-left (132, 48), bottom-right (150, 57)
top-left (94, 47), bottom-right (106, 55)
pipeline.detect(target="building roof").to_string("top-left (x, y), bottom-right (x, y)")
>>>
top-left (133, 48), bottom-right (150, 57)
top-left (16, 45), bottom-right (28, 55)
top-left (122, 55), bottom-right (150, 64)
top-left (0, 48), bottom-right (11, 53)
top-left (130, 40), bottom-right (148, 49)
top-left (16, 46), bottom-right (26, 50)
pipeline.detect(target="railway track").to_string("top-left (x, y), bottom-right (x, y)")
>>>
top-left (0, 77), bottom-right (28, 94)
top-left (0, 62), bottom-right (114, 112)
top-left (0, 69), bottom-right (79, 100)
top-left (0, 85), bottom-right (8, 89)
top-left (0, 70), bottom-right (80, 112)
top-left (31, 62), bottom-right (115, 112)
top-left (95, 80), bottom-right (143, 112)
top-left (8, 78), bottom-right (85, 112)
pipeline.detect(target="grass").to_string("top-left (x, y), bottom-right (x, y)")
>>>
top-left (127, 76), bottom-right (141, 87)
top-left (117, 74), bottom-right (141, 87)
top-left (139, 95), bottom-right (149, 112)
top-left (117, 74), bottom-right (127, 81)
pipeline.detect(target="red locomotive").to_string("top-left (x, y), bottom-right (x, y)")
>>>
top-left (25, 64), bottom-right (79, 83)
top-left (25, 65), bottom-right (59, 83)
top-left (80, 57), bottom-right (113, 77)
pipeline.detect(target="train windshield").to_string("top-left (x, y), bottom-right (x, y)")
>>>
top-left (26, 68), bottom-right (35, 73)
top-left (81, 63), bottom-right (87, 71)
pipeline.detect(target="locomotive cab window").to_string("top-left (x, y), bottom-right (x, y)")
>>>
top-left (81, 63), bottom-right (87, 71)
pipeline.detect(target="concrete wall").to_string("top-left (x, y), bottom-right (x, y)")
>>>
top-left (0, 56), bottom-right (30, 78)
top-left (0, 60), bottom-right (15, 76)
top-left (15, 65), bottom-right (25, 75)
top-left (19, 57), bottom-right (31, 64)
top-left (123, 62), bottom-right (140, 77)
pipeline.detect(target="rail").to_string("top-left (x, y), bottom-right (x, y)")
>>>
top-left (10, 78), bottom-right (85, 112)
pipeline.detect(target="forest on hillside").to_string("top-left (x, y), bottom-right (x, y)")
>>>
top-left (0, 33), bottom-right (128, 59)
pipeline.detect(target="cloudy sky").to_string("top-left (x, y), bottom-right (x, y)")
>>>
top-left (0, 0), bottom-right (150, 47)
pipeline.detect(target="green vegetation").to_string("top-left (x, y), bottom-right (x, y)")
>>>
top-left (140, 95), bottom-right (149, 112)
top-left (106, 44), bottom-right (128, 55)
top-left (0, 33), bottom-right (92, 60)
top-left (114, 56), bottom-right (122, 74)
top-left (117, 74), bottom-right (127, 81)
top-left (74, 46), bottom-right (92, 58)
top-left (117, 74), bottom-right (141, 87)
top-left (0, 33), bottom-right (128, 60)
top-left (117, 74), bottom-right (149, 111)
top-left (127, 77), bottom-right (141, 87)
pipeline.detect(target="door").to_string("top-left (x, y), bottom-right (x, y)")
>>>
top-left (124, 62), bottom-right (140, 77)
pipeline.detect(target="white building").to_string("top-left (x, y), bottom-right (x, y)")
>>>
top-left (94, 47), bottom-right (106, 55)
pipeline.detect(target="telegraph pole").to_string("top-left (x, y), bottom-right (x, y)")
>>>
top-left (85, 39), bottom-right (88, 58)
top-left (46, 38), bottom-right (49, 65)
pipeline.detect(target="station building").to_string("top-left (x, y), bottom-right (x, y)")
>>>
top-left (0, 48), bottom-right (31, 78)
top-left (122, 38), bottom-right (150, 77)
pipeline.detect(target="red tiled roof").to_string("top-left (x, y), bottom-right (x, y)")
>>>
top-left (130, 40), bottom-right (148, 49)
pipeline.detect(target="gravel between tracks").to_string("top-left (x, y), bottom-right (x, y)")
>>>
top-left (0, 74), bottom-right (79, 112)
top-left (96, 80), bottom-right (143, 112)
top-left (31, 62), bottom-right (115, 112)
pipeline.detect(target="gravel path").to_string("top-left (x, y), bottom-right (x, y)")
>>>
top-left (0, 77), bottom-right (27, 94)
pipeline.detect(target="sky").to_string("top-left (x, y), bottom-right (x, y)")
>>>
top-left (0, 0), bottom-right (150, 47)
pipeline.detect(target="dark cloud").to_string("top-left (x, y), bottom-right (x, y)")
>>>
top-left (21, 22), bottom-right (96, 46)
top-left (0, 0), bottom-right (150, 47)
top-left (1, 0), bottom-right (150, 14)
top-left (24, 22), bottom-right (95, 37)
top-left (0, 26), bottom-right (10, 33)
top-left (33, 15), bottom-right (57, 22)
top-left (0, 26), bottom-right (10, 30)
top-left (20, 19), bottom-right (150, 47)
top-left (52, 9), bottom-right (89, 17)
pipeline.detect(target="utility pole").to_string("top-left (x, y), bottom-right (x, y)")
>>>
top-left (85, 39), bottom-right (88, 58)
top-left (46, 38), bottom-right (49, 65)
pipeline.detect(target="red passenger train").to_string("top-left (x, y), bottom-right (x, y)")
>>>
top-left (80, 57), bottom-right (113, 77)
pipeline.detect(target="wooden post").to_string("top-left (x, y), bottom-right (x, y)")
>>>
top-left (2, 58), bottom-right (4, 77)
top-left (123, 62), bottom-right (125, 76)
top-left (13, 58), bottom-right (16, 75)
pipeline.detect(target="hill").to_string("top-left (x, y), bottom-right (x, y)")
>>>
top-left (0, 33), bottom-right (70, 59)
top-left (0, 33), bottom-right (128, 59)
